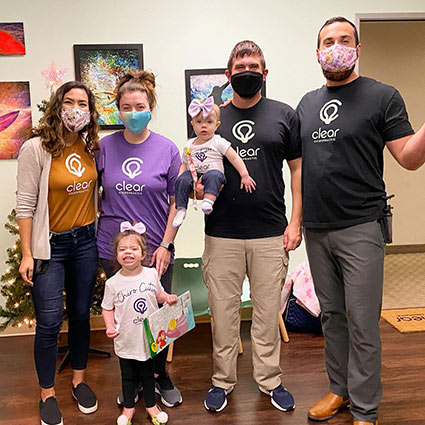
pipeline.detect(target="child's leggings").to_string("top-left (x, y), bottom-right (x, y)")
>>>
top-left (119, 357), bottom-right (155, 408)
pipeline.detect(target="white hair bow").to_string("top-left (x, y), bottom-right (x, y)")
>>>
top-left (120, 221), bottom-right (146, 234)
top-left (188, 96), bottom-right (214, 118)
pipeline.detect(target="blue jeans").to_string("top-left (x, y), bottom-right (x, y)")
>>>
top-left (31, 223), bottom-right (98, 388)
top-left (175, 169), bottom-right (226, 209)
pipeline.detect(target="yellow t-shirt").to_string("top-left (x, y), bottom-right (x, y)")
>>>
top-left (48, 139), bottom-right (97, 232)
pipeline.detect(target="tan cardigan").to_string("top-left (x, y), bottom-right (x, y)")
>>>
top-left (16, 137), bottom-right (97, 260)
top-left (16, 138), bottom-right (52, 260)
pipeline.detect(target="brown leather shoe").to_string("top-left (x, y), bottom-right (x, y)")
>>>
top-left (308, 392), bottom-right (350, 421)
top-left (353, 421), bottom-right (378, 425)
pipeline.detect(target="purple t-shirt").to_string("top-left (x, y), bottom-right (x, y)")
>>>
top-left (96, 131), bottom-right (180, 260)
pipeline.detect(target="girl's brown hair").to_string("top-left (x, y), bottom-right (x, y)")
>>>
top-left (114, 230), bottom-right (147, 259)
top-left (29, 81), bottom-right (99, 157)
top-left (115, 70), bottom-right (157, 110)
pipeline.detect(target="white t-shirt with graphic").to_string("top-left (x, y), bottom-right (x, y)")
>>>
top-left (101, 267), bottom-right (164, 361)
top-left (182, 134), bottom-right (231, 174)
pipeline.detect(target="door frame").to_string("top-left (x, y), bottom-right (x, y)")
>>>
top-left (356, 12), bottom-right (425, 26)
top-left (355, 13), bottom-right (425, 246)
top-left (354, 12), bottom-right (425, 74)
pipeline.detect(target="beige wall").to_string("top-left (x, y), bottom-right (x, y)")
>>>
top-left (359, 21), bottom-right (425, 245)
top-left (1, 1), bottom-right (425, 311)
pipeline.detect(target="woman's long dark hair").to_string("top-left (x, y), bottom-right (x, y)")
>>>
top-left (29, 81), bottom-right (100, 157)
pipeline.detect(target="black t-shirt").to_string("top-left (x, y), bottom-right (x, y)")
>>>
top-left (297, 76), bottom-right (414, 229)
top-left (205, 97), bottom-right (301, 239)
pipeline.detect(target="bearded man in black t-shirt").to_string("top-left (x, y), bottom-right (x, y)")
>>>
top-left (297, 17), bottom-right (425, 425)
top-left (202, 40), bottom-right (302, 414)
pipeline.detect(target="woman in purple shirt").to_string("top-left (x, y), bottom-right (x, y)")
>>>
top-left (96, 70), bottom-right (182, 409)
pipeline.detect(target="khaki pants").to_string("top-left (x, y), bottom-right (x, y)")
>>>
top-left (202, 235), bottom-right (288, 391)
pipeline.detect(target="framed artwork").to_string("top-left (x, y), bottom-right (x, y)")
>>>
top-left (0, 23), bottom-right (25, 55)
top-left (0, 81), bottom-right (32, 159)
top-left (184, 68), bottom-right (266, 138)
top-left (74, 44), bottom-right (143, 129)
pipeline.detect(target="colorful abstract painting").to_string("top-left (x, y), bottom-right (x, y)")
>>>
top-left (0, 23), bottom-right (26, 55)
top-left (185, 69), bottom-right (232, 138)
top-left (0, 82), bottom-right (32, 159)
top-left (74, 44), bottom-right (143, 129)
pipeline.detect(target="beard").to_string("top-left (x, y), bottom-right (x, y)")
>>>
top-left (322, 66), bottom-right (355, 82)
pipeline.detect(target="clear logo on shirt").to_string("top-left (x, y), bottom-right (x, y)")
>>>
top-left (66, 153), bottom-right (85, 177)
top-left (133, 297), bottom-right (147, 314)
top-left (232, 120), bottom-right (261, 161)
top-left (312, 99), bottom-right (342, 144)
top-left (116, 157), bottom-right (146, 194)
top-left (65, 153), bottom-right (93, 195)
top-left (319, 99), bottom-right (342, 124)
top-left (132, 297), bottom-right (148, 325)
top-left (122, 157), bottom-right (143, 179)
top-left (193, 151), bottom-right (207, 162)
top-left (233, 120), bottom-right (255, 143)
top-left (192, 147), bottom-right (215, 173)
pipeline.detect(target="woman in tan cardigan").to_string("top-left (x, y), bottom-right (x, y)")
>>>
top-left (16, 81), bottom-right (99, 425)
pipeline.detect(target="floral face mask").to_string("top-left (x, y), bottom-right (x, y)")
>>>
top-left (61, 107), bottom-right (90, 132)
top-left (318, 43), bottom-right (358, 73)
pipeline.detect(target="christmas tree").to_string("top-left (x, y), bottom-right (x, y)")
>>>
top-left (0, 209), bottom-right (106, 331)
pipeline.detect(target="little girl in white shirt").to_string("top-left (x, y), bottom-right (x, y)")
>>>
top-left (102, 221), bottom-right (178, 425)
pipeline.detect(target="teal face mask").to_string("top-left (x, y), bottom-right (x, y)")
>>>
top-left (120, 110), bottom-right (151, 133)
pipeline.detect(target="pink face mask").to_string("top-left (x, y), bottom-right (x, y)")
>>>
top-left (61, 107), bottom-right (90, 132)
top-left (318, 43), bottom-right (358, 72)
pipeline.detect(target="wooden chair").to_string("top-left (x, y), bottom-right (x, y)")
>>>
top-left (167, 258), bottom-right (210, 362)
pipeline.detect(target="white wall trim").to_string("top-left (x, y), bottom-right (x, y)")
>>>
top-left (356, 12), bottom-right (425, 30)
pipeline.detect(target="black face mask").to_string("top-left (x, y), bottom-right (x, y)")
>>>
top-left (230, 71), bottom-right (263, 99)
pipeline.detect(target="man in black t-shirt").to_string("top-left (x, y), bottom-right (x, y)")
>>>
top-left (202, 40), bottom-right (302, 413)
top-left (297, 17), bottom-right (425, 425)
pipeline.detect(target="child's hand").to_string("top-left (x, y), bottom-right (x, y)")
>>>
top-left (240, 175), bottom-right (256, 193)
top-left (164, 294), bottom-right (178, 305)
top-left (106, 327), bottom-right (120, 338)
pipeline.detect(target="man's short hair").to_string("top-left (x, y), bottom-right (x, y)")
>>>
top-left (227, 40), bottom-right (266, 71)
top-left (317, 16), bottom-right (360, 48)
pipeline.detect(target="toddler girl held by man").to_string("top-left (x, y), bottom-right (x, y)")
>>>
top-left (172, 97), bottom-right (256, 228)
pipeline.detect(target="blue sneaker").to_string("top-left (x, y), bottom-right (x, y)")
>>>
top-left (262, 385), bottom-right (295, 412)
top-left (204, 386), bottom-right (231, 412)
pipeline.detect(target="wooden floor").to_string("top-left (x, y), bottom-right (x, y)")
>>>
top-left (1, 320), bottom-right (425, 425)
